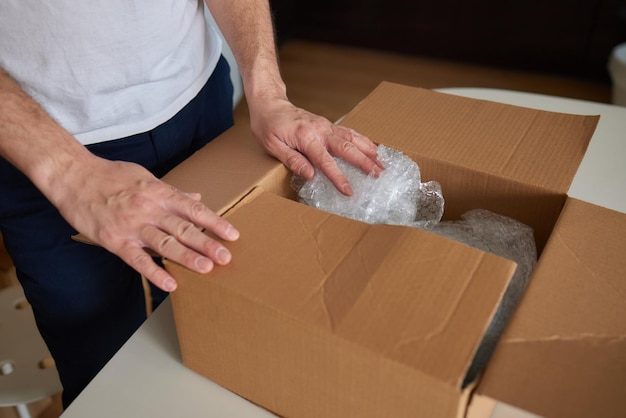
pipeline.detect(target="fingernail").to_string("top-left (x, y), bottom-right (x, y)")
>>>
top-left (225, 224), bottom-right (240, 240)
top-left (342, 183), bottom-right (354, 196)
top-left (163, 278), bottom-right (177, 292)
top-left (216, 247), bottom-right (232, 264)
top-left (196, 257), bottom-right (214, 272)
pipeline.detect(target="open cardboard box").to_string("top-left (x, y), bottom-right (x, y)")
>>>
top-left (163, 82), bottom-right (626, 418)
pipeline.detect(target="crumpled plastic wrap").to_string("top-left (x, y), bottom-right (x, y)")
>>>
top-left (293, 144), bottom-right (537, 385)
top-left (292, 145), bottom-right (445, 229)
top-left (431, 210), bottom-right (537, 386)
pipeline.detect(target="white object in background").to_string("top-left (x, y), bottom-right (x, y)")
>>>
top-left (0, 286), bottom-right (62, 418)
top-left (608, 42), bottom-right (626, 107)
top-left (204, 5), bottom-right (244, 108)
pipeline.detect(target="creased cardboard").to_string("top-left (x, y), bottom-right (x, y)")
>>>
top-left (477, 198), bottom-right (626, 418)
top-left (162, 82), bottom-right (623, 418)
top-left (168, 189), bottom-right (516, 418)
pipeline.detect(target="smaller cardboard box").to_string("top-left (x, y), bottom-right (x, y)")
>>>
top-left (164, 83), bottom-right (626, 417)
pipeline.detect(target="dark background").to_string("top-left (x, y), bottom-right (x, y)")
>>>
top-left (269, 0), bottom-right (626, 82)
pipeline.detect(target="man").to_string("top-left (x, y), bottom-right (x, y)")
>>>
top-left (0, 0), bottom-right (382, 407)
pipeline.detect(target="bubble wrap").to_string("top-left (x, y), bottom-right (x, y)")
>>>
top-left (293, 145), bottom-right (444, 229)
top-left (431, 209), bottom-right (537, 386)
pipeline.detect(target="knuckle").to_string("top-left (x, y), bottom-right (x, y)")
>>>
top-left (188, 201), bottom-right (208, 220)
top-left (316, 120), bottom-right (333, 133)
top-left (346, 127), bottom-right (360, 141)
top-left (294, 125), bottom-right (314, 142)
top-left (126, 192), bottom-right (151, 211)
top-left (341, 140), bottom-right (356, 153)
top-left (190, 201), bottom-right (206, 215)
top-left (284, 149), bottom-right (313, 177)
top-left (176, 221), bottom-right (197, 239)
top-left (156, 234), bottom-right (176, 253)
top-left (126, 250), bottom-right (156, 275)
top-left (286, 153), bottom-right (306, 172)
top-left (96, 226), bottom-right (116, 247)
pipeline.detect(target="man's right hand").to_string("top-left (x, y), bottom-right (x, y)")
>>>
top-left (55, 156), bottom-right (240, 292)
top-left (1, 67), bottom-right (239, 292)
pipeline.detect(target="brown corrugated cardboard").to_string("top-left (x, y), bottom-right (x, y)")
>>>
top-left (476, 198), bottom-right (626, 418)
top-left (338, 83), bottom-right (597, 253)
top-left (163, 82), bottom-right (624, 418)
top-left (339, 83), bottom-right (595, 194)
top-left (161, 122), bottom-right (291, 216)
top-left (168, 189), bottom-right (517, 418)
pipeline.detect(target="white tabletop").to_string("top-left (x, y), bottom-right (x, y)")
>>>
top-left (60, 89), bottom-right (626, 418)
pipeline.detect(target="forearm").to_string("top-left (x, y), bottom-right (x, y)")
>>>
top-left (0, 67), bottom-right (97, 207)
top-left (204, 0), bottom-right (287, 103)
top-left (203, 1), bottom-right (382, 194)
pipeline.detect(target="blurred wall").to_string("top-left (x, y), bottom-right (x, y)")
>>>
top-left (270, 0), bottom-right (626, 82)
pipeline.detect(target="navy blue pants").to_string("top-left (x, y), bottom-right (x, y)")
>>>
top-left (0, 56), bottom-right (234, 407)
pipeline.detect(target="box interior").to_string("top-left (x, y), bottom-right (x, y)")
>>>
top-left (253, 152), bottom-right (566, 256)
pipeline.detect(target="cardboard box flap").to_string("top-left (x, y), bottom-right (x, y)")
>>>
top-left (162, 123), bottom-right (287, 216)
top-left (477, 198), bottom-right (626, 418)
top-left (171, 187), bottom-right (518, 389)
top-left (339, 82), bottom-right (599, 194)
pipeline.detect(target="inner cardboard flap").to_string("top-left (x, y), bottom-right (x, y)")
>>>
top-left (340, 82), bottom-right (598, 195)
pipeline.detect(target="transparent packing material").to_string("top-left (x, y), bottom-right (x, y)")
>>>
top-left (292, 144), bottom-right (537, 383)
top-left (293, 145), bottom-right (445, 229)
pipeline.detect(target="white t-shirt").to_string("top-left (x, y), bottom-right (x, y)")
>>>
top-left (0, 0), bottom-right (222, 145)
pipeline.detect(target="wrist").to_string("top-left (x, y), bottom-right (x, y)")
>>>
top-left (33, 137), bottom-right (99, 208)
top-left (243, 72), bottom-right (287, 105)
